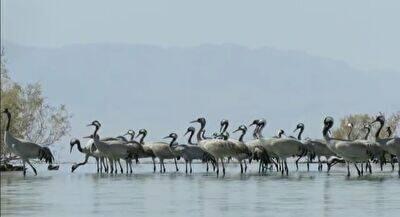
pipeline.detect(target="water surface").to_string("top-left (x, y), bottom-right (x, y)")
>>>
top-left (1, 163), bottom-right (399, 217)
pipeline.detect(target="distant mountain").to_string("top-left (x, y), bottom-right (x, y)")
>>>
top-left (3, 42), bottom-right (399, 161)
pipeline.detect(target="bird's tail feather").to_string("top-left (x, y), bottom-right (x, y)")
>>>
top-left (39, 147), bottom-right (54, 164)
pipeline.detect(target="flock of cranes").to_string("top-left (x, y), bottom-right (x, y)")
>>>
top-left (2, 108), bottom-right (400, 177)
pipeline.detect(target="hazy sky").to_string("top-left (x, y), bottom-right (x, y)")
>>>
top-left (2, 0), bottom-right (400, 72)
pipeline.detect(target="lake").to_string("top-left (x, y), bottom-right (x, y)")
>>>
top-left (1, 162), bottom-right (399, 217)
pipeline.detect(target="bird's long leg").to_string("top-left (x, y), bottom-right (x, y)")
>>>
top-left (185, 160), bottom-right (188, 174)
top-left (347, 162), bottom-right (351, 177)
top-left (273, 159), bottom-right (279, 172)
top-left (354, 163), bottom-right (361, 176)
top-left (174, 158), bottom-right (179, 172)
top-left (221, 158), bottom-right (225, 176)
top-left (152, 157), bottom-right (156, 173)
top-left (25, 159), bottom-right (37, 176)
top-left (258, 160), bottom-right (262, 173)
top-left (318, 156), bottom-right (321, 171)
top-left (163, 161), bottom-right (166, 173)
top-left (129, 159), bottom-right (133, 174)
top-left (360, 162), bottom-right (364, 176)
top-left (295, 156), bottom-right (301, 171)
top-left (114, 160), bottom-right (118, 174)
top-left (397, 155), bottom-right (400, 177)
top-left (159, 159), bottom-right (163, 173)
top-left (240, 161), bottom-right (243, 174)
top-left (95, 157), bottom-right (99, 173)
top-left (390, 155), bottom-right (395, 171)
top-left (118, 159), bottom-right (123, 174)
top-left (206, 161), bottom-right (209, 172)
top-left (244, 160), bottom-right (247, 173)
top-left (72, 154), bottom-right (89, 173)
top-left (103, 158), bottom-right (109, 173)
top-left (99, 157), bottom-right (103, 173)
top-left (215, 159), bottom-right (220, 176)
top-left (284, 159), bottom-right (289, 176)
top-left (109, 159), bottom-right (113, 173)
top-left (129, 159), bottom-right (132, 174)
top-left (125, 160), bottom-right (129, 174)
top-left (190, 160), bottom-right (193, 174)
top-left (368, 162), bottom-right (372, 174)
top-left (22, 160), bottom-right (26, 176)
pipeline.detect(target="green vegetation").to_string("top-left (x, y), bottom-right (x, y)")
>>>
top-left (333, 112), bottom-right (400, 140)
top-left (1, 50), bottom-right (71, 161)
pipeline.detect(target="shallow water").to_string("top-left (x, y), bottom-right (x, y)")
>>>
top-left (1, 162), bottom-right (399, 217)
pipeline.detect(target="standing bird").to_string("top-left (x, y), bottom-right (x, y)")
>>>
top-left (371, 115), bottom-right (400, 176)
top-left (69, 138), bottom-right (108, 173)
top-left (307, 138), bottom-right (336, 172)
top-left (86, 121), bottom-right (142, 174)
top-left (289, 123), bottom-right (310, 171)
top-left (2, 108), bottom-right (54, 176)
top-left (323, 117), bottom-right (374, 177)
top-left (82, 133), bottom-right (130, 173)
top-left (179, 127), bottom-right (216, 173)
top-left (190, 117), bottom-right (236, 176)
top-left (247, 119), bottom-right (276, 173)
top-left (148, 134), bottom-right (180, 173)
top-left (230, 125), bottom-right (252, 173)
top-left (268, 130), bottom-right (305, 175)
top-left (135, 129), bottom-right (157, 172)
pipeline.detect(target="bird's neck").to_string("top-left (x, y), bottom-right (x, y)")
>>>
top-left (197, 123), bottom-right (205, 142)
top-left (188, 131), bottom-right (194, 145)
top-left (76, 141), bottom-right (84, 153)
top-left (169, 138), bottom-right (177, 147)
top-left (297, 128), bottom-right (304, 140)
top-left (93, 126), bottom-right (99, 140)
top-left (221, 123), bottom-right (228, 133)
top-left (364, 129), bottom-right (371, 140)
top-left (139, 135), bottom-right (146, 144)
top-left (130, 134), bottom-right (135, 141)
top-left (238, 131), bottom-right (245, 142)
top-left (375, 121), bottom-right (384, 139)
top-left (323, 127), bottom-right (331, 142)
top-left (257, 124), bottom-right (265, 138)
top-left (252, 126), bottom-right (259, 139)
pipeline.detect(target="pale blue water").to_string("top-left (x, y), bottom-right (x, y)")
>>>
top-left (1, 163), bottom-right (399, 217)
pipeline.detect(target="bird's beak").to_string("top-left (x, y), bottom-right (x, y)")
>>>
top-left (69, 145), bottom-right (73, 154)
top-left (86, 123), bottom-right (93, 127)
top-left (370, 120), bottom-right (378, 125)
top-left (163, 135), bottom-right (170, 139)
top-left (293, 128), bottom-right (299, 133)
top-left (190, 120), bottom-right (198, 124)
top-left (232, 129), bottom-right (240, 133)
top-left (184, 130), bottom-right (190, 136)
top-left (249, 123), bottom-right (255, 127)
top-left (135, 133), bottom-right (141, 138)
top-left (82, 135), bottom-right (92, 139)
